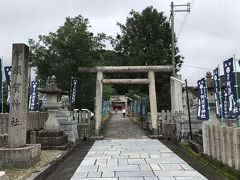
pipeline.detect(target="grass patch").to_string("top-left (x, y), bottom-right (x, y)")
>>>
top-left (179, 143), bottom-right (240, 180)
top-left (129, 113), bottom-right (147, 128)
top-left (102, 114), bottom-right (111, 124)
top-left (2, 150), bottom-right (64, 180)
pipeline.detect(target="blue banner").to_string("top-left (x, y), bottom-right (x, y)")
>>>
top-left (223, 58), bottom-right (238, 118)
top-left (70, 77), bottom-right (78, 104)
top-left (197, 78), bottom-right (209, 120)
top-left (4, 66), bottom-right (11, 105)
top-left (213, 67), bottom-right (222, 118)
top-left (223, 90), bottom-right (228, 118)
top-left (28, 80), bottom-right (39, 111)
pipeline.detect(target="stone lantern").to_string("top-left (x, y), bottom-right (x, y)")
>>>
top-left (37, 75), bottom-right (69, 148)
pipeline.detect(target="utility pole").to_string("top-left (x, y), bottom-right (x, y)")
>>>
top-left (170, 2), bottom-right (190, 77)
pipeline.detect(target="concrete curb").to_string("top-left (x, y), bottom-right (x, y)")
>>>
top-left (27, 140), bottom-right (83, 180)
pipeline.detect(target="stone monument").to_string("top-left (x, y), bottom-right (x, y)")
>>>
top-left (37, 76), bottom-right (69, 148)
top-left (0, 44), bottom-right (41, 168)
top-left (57, 96), bottom-right (79, 143)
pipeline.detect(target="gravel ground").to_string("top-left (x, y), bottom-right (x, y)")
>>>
top-left (3, 150), bottom-right (64, 180)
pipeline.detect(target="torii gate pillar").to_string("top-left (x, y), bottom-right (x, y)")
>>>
top-left (95, 71), bottom-right (103, 135)
top-left (148, 71), bottom-right (158, 134)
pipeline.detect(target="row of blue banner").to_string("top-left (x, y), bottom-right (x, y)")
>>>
top-left (0, 63), bottom-right (78, 112)
top-left (129, 98), bottom-right (147, 116)
top-left (197, 58), bottom-right (239, 120)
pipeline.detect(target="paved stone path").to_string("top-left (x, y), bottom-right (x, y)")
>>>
top-left (100, 113), bottom-right (149, 139)
top-left (71, 115), bottom-right (207, 180)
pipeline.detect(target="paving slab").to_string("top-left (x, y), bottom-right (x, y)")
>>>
top-left (70, 139), bottom-right (207, 180)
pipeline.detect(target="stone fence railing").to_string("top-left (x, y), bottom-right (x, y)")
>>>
top-left (0, 112), bottom-right (48, 146)
top-left (0, 109), bottom-right (96, 146)
top-left (147, 110), bottom-right (203, 140)
top-left (0, 112), bottom-right (48, 135)
top-left (202, 122), bottom-right (240, 170)
top-left (73, 110), bottom-right (94, 138)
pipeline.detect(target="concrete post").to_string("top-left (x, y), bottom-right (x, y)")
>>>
top-left (215, 125), bottom-right (222, 161)
top-left (219, 126), bottom-right (224, 162)
top-left (170, 75), bottom-right (184, 112)
top-left (209, 124), bottom-right (216, 158)
top-left (222, 126), bottom-right (228, 164)
top-left (95, 71), bottom-right (103, 135)
top-left (226, 127), bottom-right (234, 167)
top-left (234, 128), bottom-right (240, 170)
top-left (8, 44), bottom-right (29, 148)
top-left (148, 71), bottom-right (158, 134)
top-left (202, 121), bottom-right (209, 155)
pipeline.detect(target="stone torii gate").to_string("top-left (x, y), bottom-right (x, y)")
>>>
top-left (78, 65), bottom-right (173, 135)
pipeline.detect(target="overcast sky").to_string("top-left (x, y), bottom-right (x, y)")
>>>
top-left (1, 0), bottom-right (240, 85)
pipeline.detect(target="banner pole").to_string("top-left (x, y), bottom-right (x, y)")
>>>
top-left (205, 77), bottom-right (211, 121)
top-left (218, 66), bottom-right (224, 126)
top-left (38, 79), bottom-right (40, 111)
top-left (185, 79), bottom-right (192, 140)
top-left (233, 55), bottom-right (240, 127)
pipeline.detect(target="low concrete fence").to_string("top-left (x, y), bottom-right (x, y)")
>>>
top-left (147, 110), bottom-right (203, 140)
top-left (202, 122), bottom-right (240, 170)
top-left (27, 112), bottom-right (48, 130)
top-left (74, 110), bottom-right (93, 138)
top-left (0, 112), bottom-right (48, 146)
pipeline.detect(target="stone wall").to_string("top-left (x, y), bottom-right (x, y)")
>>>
top-left (0, 112), bottom-right (47, 146)
top-left (202, 122), bottom-right (240, 170)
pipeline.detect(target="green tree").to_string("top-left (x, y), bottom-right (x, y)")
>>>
top-left (112, 6), bottom-right (184, 110)
top-left (29, 15), bottom-right (108, 111)
top-left (103, 85), bottom-right (116, 101)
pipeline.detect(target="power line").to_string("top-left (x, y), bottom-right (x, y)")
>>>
top-left (177, 0), bottom-right (197, 37)
top-left (182, 64), bottom-right (211, 70)
top-left (176, 20), bottom-right (240, 44)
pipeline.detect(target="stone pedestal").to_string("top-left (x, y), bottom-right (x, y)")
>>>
top-left (37, 130), bottom-right (68, 148)
top-left (57, 110), bottom-right (79, 143)
top-left (57, 96), bottom-right (79, 143)
top-left (0, 144), bottom-right (41, 168)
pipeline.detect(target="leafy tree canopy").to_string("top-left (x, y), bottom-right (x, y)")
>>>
top-left (29, 15), bottom-right (109, 111)
top-left (113, 6), bottom-right (183, 68)
top-left (112, 6), bottom-right (184, 110)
